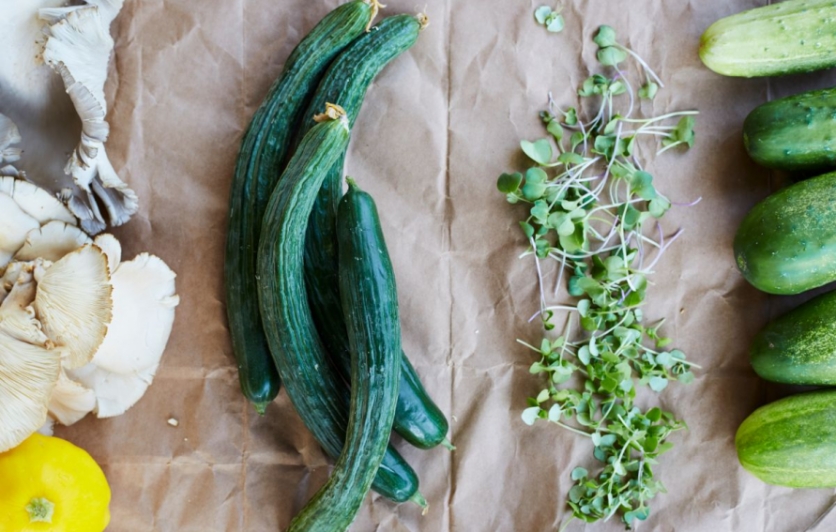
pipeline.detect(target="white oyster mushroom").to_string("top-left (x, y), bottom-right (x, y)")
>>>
top-left (0, 264), bottom-right (61, 452)
top-left (34, 244), bottom-right (112, 369)
top-left (15, 221), bottom-right (92, 262)
top-left (93, 233), bottom-right (121, 273)
top-left (48, 369), bottom-right (96, 425)
top-left (0, 176), bottom-right (76, 226)
top-left (69, 251), bottom-right (179, 418)
top-left (93, 253), bottom-right (179, 375)
top-left (0, 193), bottom-right (40, 269)
top-left (68, 362), bottom-right (157, 419)
top-left (40, 3), bottom-right (136, 233)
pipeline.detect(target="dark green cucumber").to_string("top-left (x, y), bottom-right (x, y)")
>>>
top-left (751, 289), bottom-right (836, 385)
top-left (257, 112), bottom-right (422, 505)
top-left (700, 0), bottom-right (836, 78)
top-left (224, 1), bottom-right (373, 414)
top-left (296, 14), bottom-right (451, 450)
top-left (288, 181), bottom-right (403, 531)
top-left (744, 87), bottom-right (836, 173)
top-left (734, 171), bottom-right (836, 295)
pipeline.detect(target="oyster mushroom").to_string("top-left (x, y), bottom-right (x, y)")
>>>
top-left (94, 253), bottom-right (178, 374)
top-left (68, 362), bottom-right (157, 419)
top-left (93, 233), bottom-right (121, 274)
top-left (15, 221), bottom-right (92, 262)
top-left (0, 176), bottom-right (76, 226)
top-left (34, 244), bottom-right (112, 369)
top-left (1, 2), bottom-right (134, 234)
top-left (40, 2), bottom-right (137, 233)
top-left (0, 193), bottom-right (40, 269)
top-left (48, 369), bottom-right (96, 426)
top-left (69, 251), bottom-right (179, 418)
top-left (0, 263), bottom-right (61, 453)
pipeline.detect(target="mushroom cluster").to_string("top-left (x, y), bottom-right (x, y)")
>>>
top-left (1, 0), bottom-right (135, 234)
top-left (0, 115), bottom-right (179, 453)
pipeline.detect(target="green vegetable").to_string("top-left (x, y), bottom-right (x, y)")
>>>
top-left (700, 0), bottom-right (836, 78)
top-left (734, 171), bottom-right (836, 295)
top-left (257, 108), bottom-right (422, 505)
top-left (744, 87), bottom-right (836, 173)
top-left (500, 25), bottom-right (698, 530)
top-left (288, 181), bottom-right (402, 531)
top-left (533, 5), bottom-right (565, 33)
top-left (736, 390), bottom-right (836, 487)
top-left (224, 0), bottom-right (374, 414)
top-left (751, 290), bottom-right (836, 385)
top-left (295, 14), bottom-right (451, 450)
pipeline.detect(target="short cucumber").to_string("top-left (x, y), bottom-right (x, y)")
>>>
top-left (257, 109), bottom-right (422, 505)
top-left (700, 0), bottom-right (836, 78)
top-left (734, 171), bottom-right (836, 295)
top-left (288, 180), bottom-right (403, 531)
top-left (744, 87), bottom-right (836, 173)
top-left (736, 390), bottom-right (836, 487)
top-left (224, 0), bottom-right (374, 413)
top-left (297, 14), bottom-right (451, 450)
top-left (751, 289), bottom-right (836, 385)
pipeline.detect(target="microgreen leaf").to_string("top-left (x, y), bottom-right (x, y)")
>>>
top-left (497, 172), bottom-right (522, 194)
top-left (639, 82), bottom-right (659, 100)
top-left (522, 406), bottom-right (541, 426)
top-left (597, 47), bottom-right (628, 67)
top-left (547, 120), bottom-right (565, 141)
top-left (534, 5), bottom-right (552, 25)
top-left (558, 152), bottom-right (584, 165)
top-left (593, 25), bottom-right (617, 48)
top-left (521, 139), bottom-right (553, 165)
top-left (546, 13), bottom-right (565, 33)
top-left (564, 108), bottom-right (578, 126)
top-left (571, 467), bottom-right (588, 481)
top-left (648, 376), bottom-right (668, 392)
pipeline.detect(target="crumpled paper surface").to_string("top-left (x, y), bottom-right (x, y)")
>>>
top-left (49, 0), bottom-right (836, 530)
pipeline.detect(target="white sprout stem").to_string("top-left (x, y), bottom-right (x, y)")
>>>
top-left (657, 141), bottom-right (684, 156)
top-left (530, 237), bottom-right (548, 314)
top-left (619, 110), bottom-right (699, 124)
top-left (619, 45), bottom-right (664, 88)
top-left (616, 67), bottom-right (636, 120)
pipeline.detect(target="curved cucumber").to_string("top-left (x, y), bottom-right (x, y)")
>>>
top-left (700, 0), bottom-right (836, 78)
top-left (744, 87), bottom-right (836, 173)
top-left (734, 171), bottom-right (836, 295)
top-left (224, 1), bottom-right (374, 413)
top-left (297, 15), bottom-right (450, 450)
top-left (288, 181), bottom-right (403, 531)
top-left (736, 390), bottom-right (836, 487)
top-left (257, 111), bottom-right (422, 504)
top-left (751, 289), bottom-right (836, 385)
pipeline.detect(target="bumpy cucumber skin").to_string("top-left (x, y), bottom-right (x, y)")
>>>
top-left (288, 182), bottom-right (403, 531)
top-left (225, 1), bottom-right (372, 413)
top-left (296, 15), bottom-right (451, 450)
top-left (751, 290), bottom-right (836, 385)
top-left (700, 0), bottom-right (836, 78)
top-left (734, 172), bottom-right (836, 295)
top-left (744, 88), bottom-right (836, 172)
top-left (736, 390), bottom-right (836, 487)
top-left (257, 118), bottom-right (420, 504)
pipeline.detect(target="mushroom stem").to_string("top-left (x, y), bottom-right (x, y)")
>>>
top-left (26, 497), bottom-right (55, 523)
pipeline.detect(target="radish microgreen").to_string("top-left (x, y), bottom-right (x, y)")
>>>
top-left (499, 23), bottom-right (700, 529)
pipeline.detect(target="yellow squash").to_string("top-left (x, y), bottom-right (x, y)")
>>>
top-left (0, 433), bottom-right (111, 532)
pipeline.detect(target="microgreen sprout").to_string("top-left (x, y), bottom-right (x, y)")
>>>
top-left (534, 5), bottom-right (565, 33)
top-left (499, 23), bottom-right (699, 529)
